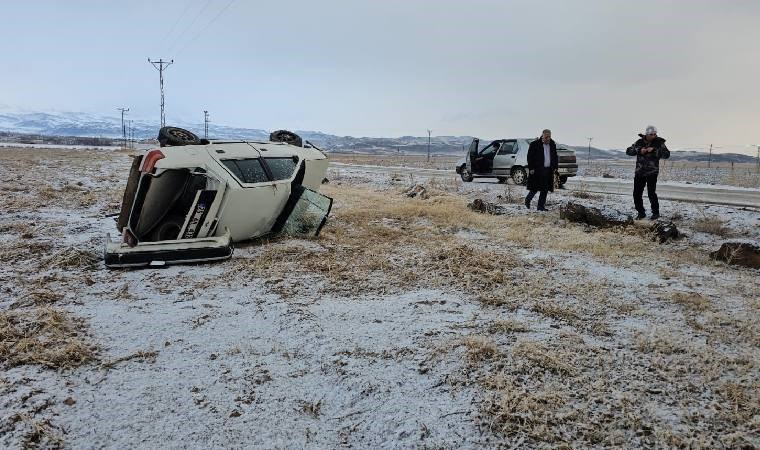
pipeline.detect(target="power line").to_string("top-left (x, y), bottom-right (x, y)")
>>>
top-left (147, 58), bottom-right (174, 128)
top-left (166, 0), bottom-right (214, 54)
top-left (176, 0), bottom-right (237, 57)
top-left (117, 107), bottom-right (129, 149)
top-left (159, 0), bottom-right (197, 49)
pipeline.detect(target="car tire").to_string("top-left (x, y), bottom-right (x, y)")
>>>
top-left (151, 215), bottom-right (185, 241)
top-left (158, 127), bottom-right (201, 147)
top-left (559, 175), bottom-right (568, 185)
top-left (497, 177), bottom-right (508, 184)
top-left (270, 130), bottom-right (303, 147)
top-left (511, 167), bottom-right (527, 185)
top-left (460, 169), bottom-right (473, 182)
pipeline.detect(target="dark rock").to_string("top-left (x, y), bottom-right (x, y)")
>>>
top-left (405, 184), bottom-right (429, 199)
top-left (560, 201), bottom-right (633, 228)
top-left (651, 220), bottom-right (680, 243)
top-left (321, 177), bottom-right (329, 184)
top-left (602, 173), bottom-right (614, 178)
top-left (710, 242), bottom-right (760, 269)
top-left (468, 198), bottom-right (501, 214)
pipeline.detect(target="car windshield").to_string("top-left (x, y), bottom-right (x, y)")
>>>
top-left (280, 187), bottom-right (333, 236)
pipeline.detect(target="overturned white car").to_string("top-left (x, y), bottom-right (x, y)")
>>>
top-left (105, 127), bottom-right (331, 268)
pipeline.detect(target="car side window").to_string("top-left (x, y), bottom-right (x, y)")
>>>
top-left (264, 157), bottom-right (298, 181)
top-left (222, 159), bottom-right (269, 183)
top-left (497, 141), bottom-right (517, 155)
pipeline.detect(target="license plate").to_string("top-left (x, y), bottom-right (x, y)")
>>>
top-left (558, 168), bottom-right (569, 173)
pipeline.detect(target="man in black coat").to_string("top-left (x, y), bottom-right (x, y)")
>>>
top-left (524, 129), bottom-right (559, 211)
top-left (625, 125), bottom-right (670, 220)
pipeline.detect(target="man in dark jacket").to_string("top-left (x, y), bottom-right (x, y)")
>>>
top-left (524, 129), bottom-right (559, 211)
top-left (626, 125), bottom-right (670, 220)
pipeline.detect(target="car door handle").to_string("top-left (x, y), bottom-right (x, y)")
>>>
top-left (510, 155), bottom-right (515, 158)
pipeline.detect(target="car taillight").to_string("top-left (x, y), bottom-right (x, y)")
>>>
top-left (141, 149), bottom-right (165, 173)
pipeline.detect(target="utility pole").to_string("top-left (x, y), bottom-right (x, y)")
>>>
top-left (117, 107), bottom-right (129, 149)
top-left (128, 120), bottom-right (133, 149)
top-left (708, 144), bottom-right (713, 168)
top-left (148, 58), bottom-right (174, 127)
top-left (427, 129), bottom-right (432, 162)
top-left (203, 110), bottom-right (209, 139)
top-left (586, 137), bottom-right (593, 167)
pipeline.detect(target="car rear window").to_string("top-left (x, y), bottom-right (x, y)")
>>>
top-left (265, 157), bottom-right (298, 181)
top-left (222, 159), bottom-right (268, 183)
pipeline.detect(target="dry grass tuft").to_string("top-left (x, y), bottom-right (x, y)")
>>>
top-left (531, 301), bottom-right (580, 322)
top-left (0, 307), bottom-right (95, 369)
top-left (692, 216), bottom-right (731, 236)
top-left (634, 330), bottom-right (688, 355)
top-left (488, 318), bottom-right (530, 334)
top-left (464, 336), bottom-right (501, 363)
top-left (670, 291), bottom-right (710, 312)
top-left (10, 289), bottom-right (64, 308)
top-left (482, 374), bottom-right (569, 442)
top-left (43, 246), bottom-right (99, 270)
top-left (511, 341), bottom-right (577, 375)
top-left (7, 413), bottom-right (64, 449)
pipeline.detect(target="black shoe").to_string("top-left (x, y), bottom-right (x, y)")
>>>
top-left (636, 212), bottom-right (646, 220)
top-left (537, 207), bottom-right (548, 211)
top-left (650, 213), bottom-right (660, 220)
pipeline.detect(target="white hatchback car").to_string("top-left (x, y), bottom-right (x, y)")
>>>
top-left (105, 127), bottom-right (331, 268)
top-left (455, 138), bottom-right (578, 186)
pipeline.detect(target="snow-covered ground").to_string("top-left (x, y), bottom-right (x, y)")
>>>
top-left (1, 148), bottom-right (758, 449)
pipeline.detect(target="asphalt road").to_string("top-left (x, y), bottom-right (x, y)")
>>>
top-left (330, 162), bottom-right (760, 209)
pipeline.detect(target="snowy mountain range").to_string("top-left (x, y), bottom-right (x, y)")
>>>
top-left (0, 108), bottom-right (475, 154)
top-left (0, 108), bottom-right (756, 162)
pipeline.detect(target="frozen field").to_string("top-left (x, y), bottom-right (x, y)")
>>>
top-left (1, 147), bottom-right (758, 449)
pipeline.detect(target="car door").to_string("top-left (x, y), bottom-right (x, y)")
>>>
top-left (492, 140), bottom-right (518, 175)
top-left (465, 138), bottom-right (478, 174)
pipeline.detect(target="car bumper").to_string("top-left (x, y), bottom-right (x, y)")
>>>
top-left (104, 230), bottom-right (233, 268)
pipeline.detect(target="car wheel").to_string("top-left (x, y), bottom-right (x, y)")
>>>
top-left (559, 175), bottom-right (568, 185)
top-left (151, 215), bottom-right (185, 241)
top-left (158, 127), bottom-right (201, 147)
top-left (270, 130), bottom-right (303, 147)
top-left (497, 177), bottom-right (508, 184)
top-left (511, 167), bottom-right (527, 185)
top-left (460, 169), bottom-right (473, 182)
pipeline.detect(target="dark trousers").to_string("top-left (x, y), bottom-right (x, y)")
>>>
top-left (633, 173), bottom-right (659, 215)
top-left (525, 189), bottom-right (547, 209)
top-left (525, 167), bottom-right (554, 209)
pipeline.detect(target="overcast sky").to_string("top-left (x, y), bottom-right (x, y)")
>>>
top-left (2, 0), bottom-right (759, 152)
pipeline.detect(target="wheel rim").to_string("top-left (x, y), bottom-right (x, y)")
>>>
top-left (169, 129), bottom-right (193, 142)
top-left (512, 170), bottom-right (525, 184)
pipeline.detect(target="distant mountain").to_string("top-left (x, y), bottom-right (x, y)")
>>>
top-left (0, 108), bottom-right (755, 163)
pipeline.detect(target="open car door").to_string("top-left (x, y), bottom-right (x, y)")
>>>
top-left (465, 138), bottom-right (479, 174)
